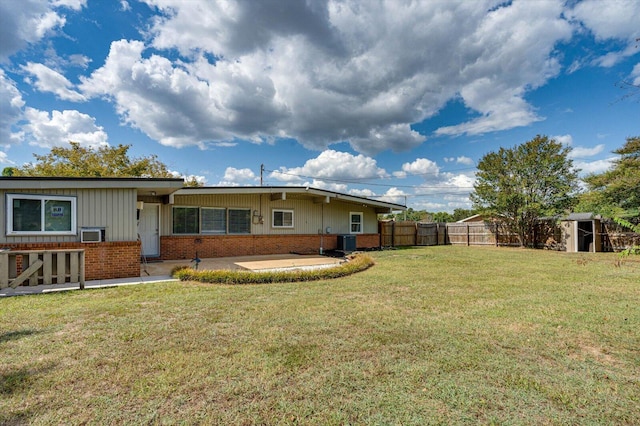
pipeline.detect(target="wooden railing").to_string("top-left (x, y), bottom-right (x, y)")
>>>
top-left (0, 249), bottom-right (85, 290)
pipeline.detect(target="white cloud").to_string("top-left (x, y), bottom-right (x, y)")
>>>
top-left (575, 158), bottom-right (615, 175)
top-left (22, 108), bottom-right (108, 148)
top-left (269, 150), bottom-right (387, 184)
top-left (120, 1), bottom-right (131, 12)
top-left (570, 0), bottom-right (640, 67)
top-left (0, 70), bottom-right (26, 147)
top-left (51, 0), bottom-right (87, 10)
top-left (75, 0), bottom-right (578, 154)
top-left (170, 170), bottom-right (207, 185)
top-left (569, 144), bottom-right (605, 159)
top-left (0, 151), bottom-right (13, 165)
top-left (444, 156), bottom-right (474, 166)
top-left (554, 134), bottom-right (573, 146)
top-left (393, 158), bottom-right (440, 179)
top-left (22, 62), bottom-right (85, 101)
top-left (0, 1), bottom-right (70, 60)
top-left (376, 187), bottom-right (407, 205)
top-left (631, 63), bottom-right (640, 86)
top-left (217, 167), bottom-right (258, 186)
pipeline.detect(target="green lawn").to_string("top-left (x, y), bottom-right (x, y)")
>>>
top-left (1, 246), bottom-right (638, 425)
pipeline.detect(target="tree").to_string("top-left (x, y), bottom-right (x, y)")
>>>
top-left (581, 136), bottom-right (640, 217)
top-left (14, 142), bottom-right (174, 178)
top-left (471, 135), bottom-right (579, 247)
top-left (2, 167), bottom-right (14, 176)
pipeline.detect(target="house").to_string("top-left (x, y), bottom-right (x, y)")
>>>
top-left (1, 177), bottom-right (405, 282)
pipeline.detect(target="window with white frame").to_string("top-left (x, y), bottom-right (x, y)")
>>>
top-left (7, 194), bottom-right (76, 235)
top-left (272, 209), bottom-right (294, 228)
top-left (350, 212), bottom-right (363, 234)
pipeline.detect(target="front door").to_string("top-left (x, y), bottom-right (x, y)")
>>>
top-left (139, 203), bottom-right (160, 257)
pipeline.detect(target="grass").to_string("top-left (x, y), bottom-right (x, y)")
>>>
top-left (1, 246), bottom-right (638, 425)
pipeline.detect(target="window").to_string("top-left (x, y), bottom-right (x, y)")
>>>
top-left (201, 208), bottom-right (226, 233)
top-left (173, 207), bottom-right (199, 234)
top-left (172, 207), bottom-right (251, 235)
top-left (350, 212), bottom-right (363, 234)
top-left (7, 194), bottom-right (76, 235)
top-left (272, 209), bottom-right (294, 228)
top-left (229, 209), bottom-right (251, 234)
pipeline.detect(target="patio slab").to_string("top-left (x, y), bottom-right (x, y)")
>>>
top-left (142, 253), bottom-right (344, 275)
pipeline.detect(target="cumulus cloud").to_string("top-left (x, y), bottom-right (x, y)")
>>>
top-left (0, 70), bottom-right (26, 147)
top-left (268, 150), bottom-right (387, 184)
top-left (22, 62), bottom-right (86, 101)
top-left (74, 0), bottom-right (578, 154)
top-left (0, 0), bottom-right (79, 61)
top-left (217, 167), bottom-right (258, 186)
top-left (22, 108), bottom-right (108, 148)
top-left (393, 158), bottom-right (440, 179)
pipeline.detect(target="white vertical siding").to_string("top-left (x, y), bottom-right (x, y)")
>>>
top-left (0, 188), bottom-right (137, 243)
top-left (162, 193), bottom-right (380, 236)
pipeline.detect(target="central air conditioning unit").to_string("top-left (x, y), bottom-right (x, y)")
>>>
top-left (81, 228), bottom-right (103, 243)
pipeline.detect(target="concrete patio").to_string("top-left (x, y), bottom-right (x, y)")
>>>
top-left (1, 254), bottom-right (345, 297)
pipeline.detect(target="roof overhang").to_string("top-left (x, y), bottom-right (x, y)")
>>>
top-left (172, 186), bottom-right (406, 214)
top-left (0, 177), bottom-right (185, 196)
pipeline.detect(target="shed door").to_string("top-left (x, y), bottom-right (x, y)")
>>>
top-left (139, 204), bottom-right (160, 257)
top-left (576, 220), bottom-right (594, 252)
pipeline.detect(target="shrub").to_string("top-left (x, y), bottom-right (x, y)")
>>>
top-left (172, 254), bottom-right (374, 284)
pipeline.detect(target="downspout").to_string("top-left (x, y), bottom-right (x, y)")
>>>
top-left (320, 203), bottom-right (324, 255)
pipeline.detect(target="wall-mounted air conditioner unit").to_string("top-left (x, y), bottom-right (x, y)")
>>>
top-left (81, 228), bottom-right (103, 243)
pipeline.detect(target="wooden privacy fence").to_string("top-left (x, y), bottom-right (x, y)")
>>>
top-left (0, 249), bottom-right (85, 290)
top-left (380, 220), bottom-right (560, 249)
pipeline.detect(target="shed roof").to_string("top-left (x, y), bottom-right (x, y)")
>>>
top-left (563, 212), bottom-right (601, 221)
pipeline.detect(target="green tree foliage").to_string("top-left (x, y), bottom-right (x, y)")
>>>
top-left (581, 136), bottom-right (640, 216)
top-left (382, 208), bottom-right (431, 222)
top-left (471, 135), bottom-right (579, 247)
top-left (2, 167), bottom-right (15, 176)
top-left (13, 142), bottom-right (174, 178)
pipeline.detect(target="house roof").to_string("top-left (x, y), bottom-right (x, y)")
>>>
top-left (173, 186), bottom-right (406, 214)
top-left (0, 176), bottom-right (185, 196)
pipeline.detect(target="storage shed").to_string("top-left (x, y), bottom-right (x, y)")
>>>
top-left (561, 213), bottom-right (602, 253)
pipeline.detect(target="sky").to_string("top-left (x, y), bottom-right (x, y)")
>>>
top-left (1, 0), bottom-right (639, 212)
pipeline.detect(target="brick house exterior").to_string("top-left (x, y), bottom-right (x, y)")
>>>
top-left (1, 179), bottom-right (405, 282)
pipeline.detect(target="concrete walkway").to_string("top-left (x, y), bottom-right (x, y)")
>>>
top-left (1, 254), bottom-right (344, 297)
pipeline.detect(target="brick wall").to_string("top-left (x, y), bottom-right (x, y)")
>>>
top-left (3, 241), bottom-right (140, 280)
top-left (160, 234), bottom-right (381, 260)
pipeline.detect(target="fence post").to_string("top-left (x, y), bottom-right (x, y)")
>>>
top-left (391, 220), bottom-right (395, 247)
top-left (495, 223), bottom-right (499, 247)
top-left (467, 224), bottom-right (470, 246)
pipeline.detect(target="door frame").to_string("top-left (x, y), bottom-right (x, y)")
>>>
top-left (138, 203), bottom-right (161, 257)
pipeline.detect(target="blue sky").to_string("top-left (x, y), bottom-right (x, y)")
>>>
top-left (1, 0), bottom-right (639, 212)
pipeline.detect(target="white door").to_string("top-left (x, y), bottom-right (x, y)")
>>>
top-left (139, 203), bottom-right (160, 257)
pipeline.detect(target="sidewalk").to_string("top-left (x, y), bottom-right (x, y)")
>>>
top-left (0, 275), bottom-right (176, 297)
